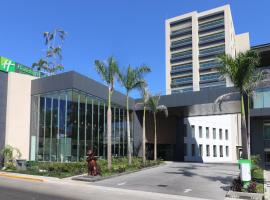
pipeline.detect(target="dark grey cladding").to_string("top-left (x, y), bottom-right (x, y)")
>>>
top-left (250, 108), bottom-right (270, 117)
top-left (0, 71), bottom-right (8, 157)
top-left (31, 71), bottom-right (135, 108)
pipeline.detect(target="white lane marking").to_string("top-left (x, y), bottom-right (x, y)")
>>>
top-left (184, 189), bottom-right (192, 193)
top-left (117, 182), bottom-right (126, 186)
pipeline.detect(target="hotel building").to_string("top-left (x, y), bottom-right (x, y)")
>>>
top-left (165, 5), bottom-right (250, 94)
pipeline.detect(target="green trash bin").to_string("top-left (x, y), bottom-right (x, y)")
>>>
top-left (238, 159), bottom-right (251, 188)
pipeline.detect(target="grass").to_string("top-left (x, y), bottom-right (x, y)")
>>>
top-left (2, 157), bottom-right (163, 179)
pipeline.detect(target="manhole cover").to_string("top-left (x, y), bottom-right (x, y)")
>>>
top-left (157, 184), bottom-right (168, 187)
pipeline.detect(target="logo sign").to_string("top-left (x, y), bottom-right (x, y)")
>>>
top-left (0, 56), bottom-right (42, 77)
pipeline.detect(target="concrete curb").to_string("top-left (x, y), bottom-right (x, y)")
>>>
top-left (0, 172), bottom-right (44, 182)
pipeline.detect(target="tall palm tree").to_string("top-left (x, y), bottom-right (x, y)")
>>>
top-left (217, 50), bottom-right (261, 159)
top-left (147, 94), bottom-right (168, 161)
top-left (140, 84), bottom-right (149, 164)
top-left (118, 65), bottom-right (151, 165)
top-left (95, 56), bottom-right (119, 169)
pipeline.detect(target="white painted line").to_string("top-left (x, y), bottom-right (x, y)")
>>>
top-left (117, 182), bottom-right (126, 186)
top-left (184, 189), bottom-right (192, 193)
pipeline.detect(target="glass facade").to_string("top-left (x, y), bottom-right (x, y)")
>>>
top-left (30, 89), bottom-right (132, 162)
top-left (252, 87), bottom-right (270, 109)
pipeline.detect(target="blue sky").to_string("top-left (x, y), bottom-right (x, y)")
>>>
top-left (0, 0), bottom-right (269, 98)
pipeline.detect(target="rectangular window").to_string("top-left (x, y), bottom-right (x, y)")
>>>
top-left (213, 145), bottom-right (217, 157)
top-left (264, 122), bottom-right (270, 140)
top-left (192, 144), bottom-right (195, 156)
top-left (220, 146), bottom-right (223, 157)
top-left (191, 125), bottom-right (195, 138)
top-left (184, 143), bottom-right (187, 156)
top-left (219, 129), bottom-right (222, 140)
top-left (199, 126), bottom-right (202, 138)
top-left (206, 145), bottom-right (210, 157)
top-left (226, 146), bottom-right (229, 157)
top-left (213, 128), bottom-right (216, 139)
top-left (206, 127), bottom-right (209, 139)
top-left (199, 144), bottom-right (203, 156)
top-left (225, 129), bottom-right (228, 140)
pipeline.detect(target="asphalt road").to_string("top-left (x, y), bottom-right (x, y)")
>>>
top-left (0, 175), bottom-right (208, 200)
top-left (92, 162), bottom-right (239, 200)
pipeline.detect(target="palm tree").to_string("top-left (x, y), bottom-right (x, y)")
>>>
top-left (147, 94), bottom-right (168, 161)
top-left (140, 84), bottom-right (149, 164)
top-left (118, 65), bottom-right (150, 165)
top-left (32, 28), bottom-right (66, 76)
top-left (217, 50), bottom-right (261, 159)
top-left (95, 56), bottom-right (119, 169)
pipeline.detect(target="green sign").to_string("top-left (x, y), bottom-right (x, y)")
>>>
top-left (0, 56), bottom-right (42, 77)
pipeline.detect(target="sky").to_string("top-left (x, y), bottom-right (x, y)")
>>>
top-left (0, 0), bottom-right (269, 98)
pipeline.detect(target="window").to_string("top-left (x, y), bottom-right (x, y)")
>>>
top-left (213, 145), bottom-right (217, 157)
top-left (192, 144), bottom-right (195, 156)
top-left (206, 145), bottom-right (210, 157)
top-left (206, 127), bottom-right (209, 139)
top-left (183, 124), bottom-right (187, 137)
top-left (191, 125), bottom-right (195, 138)
top-left (220, 146), bottom-right (223, 157)
top-left (219, 129), bottom-right (222, 140)
top-left (199, 126), bottom-right (202, 138)
top-left (184, 143), bottom-right (187, 156)
top-left (265, 151), bottom-right (270, 164)
top-left (225, 129), bottom-right (228, 140)
top-left (264, 122), bottom-right (270, 139)
top-left (226, 146), bottom-right (229, 157)
top-left (199, 144), bottom-right (203, 156)
top-left (213, 128), bottom-right (216, 139)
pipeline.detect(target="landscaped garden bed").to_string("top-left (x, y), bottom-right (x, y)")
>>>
top-left (230, 155), bottom-right (264, 194)
top-left (1, 157), bottom-right (163, 179)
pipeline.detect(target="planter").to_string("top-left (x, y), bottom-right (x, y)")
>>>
top-left (226, 190), bottom-right (264, 200)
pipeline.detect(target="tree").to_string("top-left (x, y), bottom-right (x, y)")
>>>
top-left (118, 65), bottom-right (150, 165)
top-left (217, 50), bottom-right (261, 159)
top-left (147, 94), bottom-right (168, 160)
top-left (0, 145), bottom-right (21, 169)
top-left (140, 83), bottom-right (149, 164)
top-left (32, 28), bottom-right (67, 76)
top-left (95, 56), bottom-right (119, 170)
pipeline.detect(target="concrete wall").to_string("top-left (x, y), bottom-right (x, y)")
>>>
top-left (0, 71), bottom-right (8, 154)
top-left (184, 114), bottom-right (241, 163)
top-left (5, 72), bottom-right (35, 159)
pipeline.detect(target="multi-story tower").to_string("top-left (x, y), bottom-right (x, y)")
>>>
top-left (165, 5), bottom-right (250, 94)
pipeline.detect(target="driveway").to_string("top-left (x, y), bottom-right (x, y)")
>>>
top-left (92, 162), bottom-right (239, 200)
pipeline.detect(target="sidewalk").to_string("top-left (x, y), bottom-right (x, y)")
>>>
top-left (264, 170), bottom-right (270, 200)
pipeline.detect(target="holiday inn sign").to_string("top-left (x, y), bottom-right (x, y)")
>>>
top-left (0, 56), bottom-right (42, 77)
